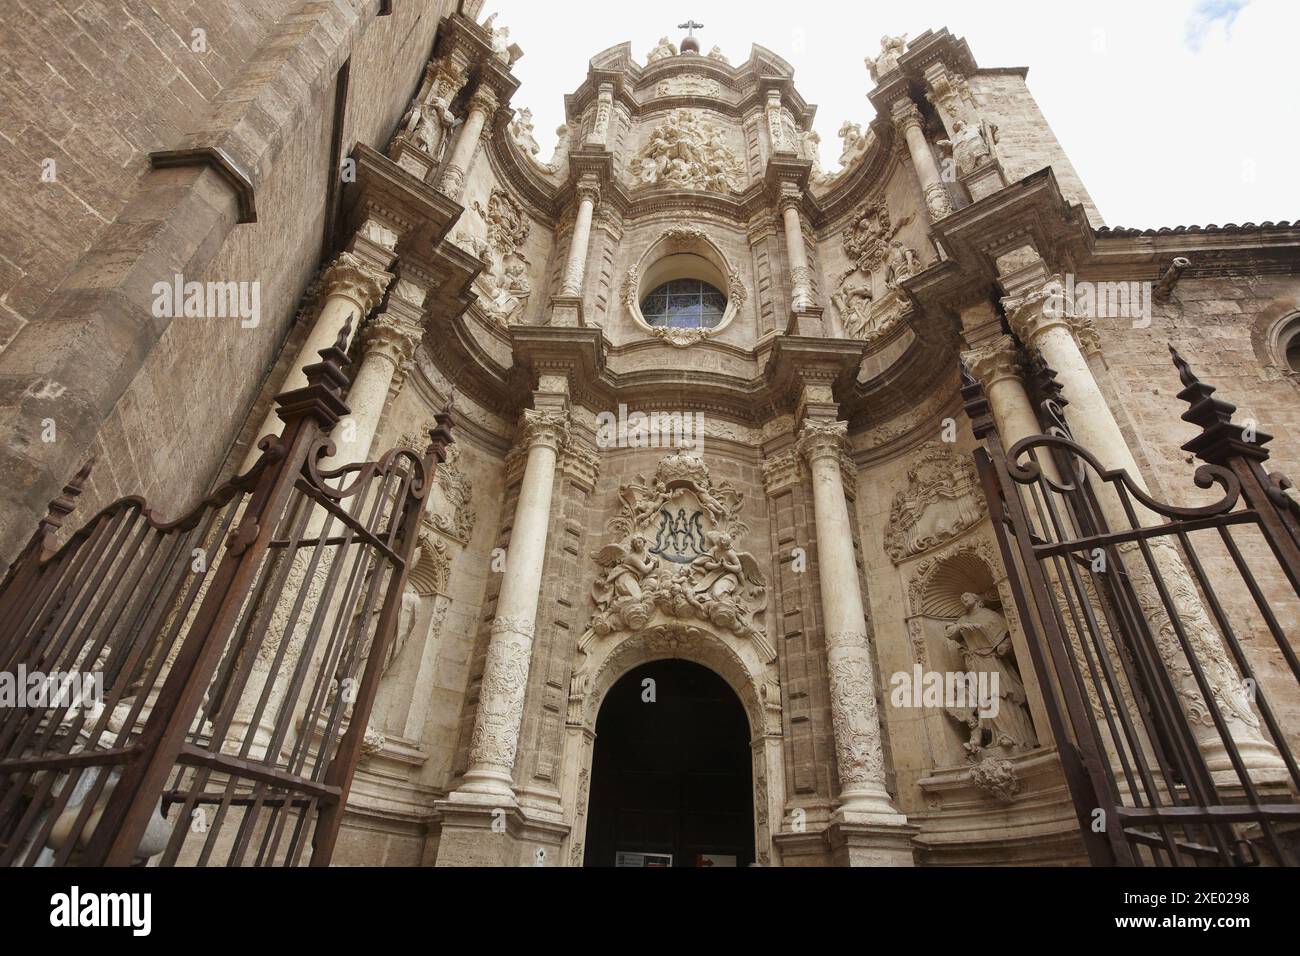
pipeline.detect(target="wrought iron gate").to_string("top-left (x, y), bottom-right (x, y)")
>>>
top-left (965, 345), bottom-right (1300, 866)
top-left (0, 322), bottom-right (454, 866)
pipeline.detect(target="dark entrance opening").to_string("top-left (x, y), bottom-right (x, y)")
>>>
top-left (584, 659), bottom-right (754, 867)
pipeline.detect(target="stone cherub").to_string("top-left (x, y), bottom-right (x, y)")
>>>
top-left (647, 36), bottom-right (678, 62)
top-left (943, 592), bottom-right (1037, 756)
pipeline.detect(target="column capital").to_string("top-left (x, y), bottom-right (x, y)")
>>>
top-left (575, 177), bottom-right (602, 208)
top-left (797, 418), bottom-right (849, 464)
top-left (778, 182), bottom-right (804, 215)
top-left (890, 97), bottom-right (924, 136)
top-left (961, 334), bottom-right (1022, 392)
top-left (1002, 274), bottom-right (1099, 355)
top-left (320, 251), bottom-right (393, 316)
top-left (518, 409), bottom-right (572, 453)
top-left (360, 312), bottom-right (421, 371)
top-left (467, 83), bottom-right (500, 116)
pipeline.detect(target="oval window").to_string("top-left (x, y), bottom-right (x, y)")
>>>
top-left (639, 278), bottom-right (727, 330)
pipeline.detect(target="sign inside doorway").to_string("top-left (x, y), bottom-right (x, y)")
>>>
top-left (615, 852), bottom-right (673, 867)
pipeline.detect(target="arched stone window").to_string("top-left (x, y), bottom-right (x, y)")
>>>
top-left (1274, 312), bottom-right (1300, 374)
top-left (622, 228), bottom-right (746, 347)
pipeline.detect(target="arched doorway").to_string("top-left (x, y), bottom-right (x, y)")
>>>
top-left (583, 659), bottom-right (754, 867)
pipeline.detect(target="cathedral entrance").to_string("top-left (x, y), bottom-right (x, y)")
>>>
top-left (584, 659), bottom-right (754, 867)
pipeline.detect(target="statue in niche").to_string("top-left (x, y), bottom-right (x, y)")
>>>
top-left (937, 118), bottom-right (1001, 179)
top-left (866, 34), bottom-right (908, 85)
top-left (647, 36), bottom-right (678, 62)
top-left (943, 593), bottom-right (1038, 756)
top-left (831, 271), bottom-right (874, 339)
top-left (396, 95), bottom-right (456, 160)
top-left (592, 535), bottom-right (661, 608)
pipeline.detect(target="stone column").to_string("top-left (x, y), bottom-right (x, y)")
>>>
top-left (559, 179), bottom-right (600, 297)
top-left (780, 186), bottom-right (815, 313)
top-left (321, 304), bottom-right (422, 468)
top-left (796, 418), bottom-right (907, 825)
top-left (241, 252), bottom-right (391, 470)
top-left (455, 409), bottom-right (570, 800)
top-left (1003, 277), bottom-right (1283, 778)
top-left (437, 84), bottom-right (498, 201)
top-left (891, 99), bottom-right (953, 222)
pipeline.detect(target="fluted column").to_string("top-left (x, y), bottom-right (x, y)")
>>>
top-left (780, 186), bottom-right (815, 313)
top-left (797, 419), bottom-right (906, 823)
top-left (560, 179), bottom-right (600, 296)
top-left (1003, 277), bottom-right (1283, 776)
top-left (438, 84), bottom-right (498, 200)
top-left (456, 409), bottom-right (570, 800)
top-left (891, 99), bottom-right (953, 222)
top-left (242, 252), bottom-right (391, 470)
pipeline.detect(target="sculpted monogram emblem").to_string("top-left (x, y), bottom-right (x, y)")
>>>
top-left (583, 453), bottom-right (770, 656)
top-left (652, 508), bottom-right (708, 564)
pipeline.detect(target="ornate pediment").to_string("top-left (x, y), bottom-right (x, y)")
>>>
top-left (885, 442), bottom-right (987, 563)
top-left (583, 453), bottom-right (771, 658)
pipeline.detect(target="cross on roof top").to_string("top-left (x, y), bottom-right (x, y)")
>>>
top-left (678, 19), bottom-right (704, 37)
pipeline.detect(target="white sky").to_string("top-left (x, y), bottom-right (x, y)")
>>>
top-left (486, 0), bottom-right (1297, 229)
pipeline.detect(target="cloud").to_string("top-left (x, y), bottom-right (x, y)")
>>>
top-left (1185, 0), bottom-right (1249, 51)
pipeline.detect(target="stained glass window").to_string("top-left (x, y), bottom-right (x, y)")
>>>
top-left (640, 278), bottom-right (727, 330)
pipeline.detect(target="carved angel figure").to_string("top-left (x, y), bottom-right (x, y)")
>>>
top-left (688, 531), bottom-right (765, 603)
top-left (885, 240), bottom-right (922, 290)
top-left (707, 45), bottom-right (729, 64)
top-left (866, 34), bottom-right (908, 85)
top-left (591, 535), bottom-right (660, 609)
top-left (484, 255), bottom-right (532, 323)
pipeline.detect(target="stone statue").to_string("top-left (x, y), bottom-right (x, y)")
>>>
top-left (938, 119), bottom-right (1000, 179)
top-left (592, 534), bottom-right (660, 608)
top-left (866, 34), bottom-right (907, 85)
top-left (627, 109), bottom-right (746, 193)
top-left (706, 44), bottom-right (729, 64)
top-left (831, 269), bottom-right (874, 339)
top-left (885, 239), bottom-right (922, 290)
top-left (647, 36), bottom-right (678, 62)
top-left (688, 531), bottom-right (765, 603)
top-left (508, 106), bottom-right (541, 158)
top-left (484, 255), bottom-right (532, 323)
top-left (397, 95), bottom-right (455, 160)
top-left (837, 120), bottom-right (868, 169)
top-left (944, 593), bottom-right (1037, 754)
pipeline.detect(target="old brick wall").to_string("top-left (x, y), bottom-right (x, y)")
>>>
top-left (0, 1), bottom-right (471, 558)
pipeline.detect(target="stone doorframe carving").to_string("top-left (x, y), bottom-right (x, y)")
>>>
top-left (558, 622), bottom-right (786, 867)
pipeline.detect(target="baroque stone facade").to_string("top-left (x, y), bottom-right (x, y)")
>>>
top-left (3, 9), bottom-right (1298, 871)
